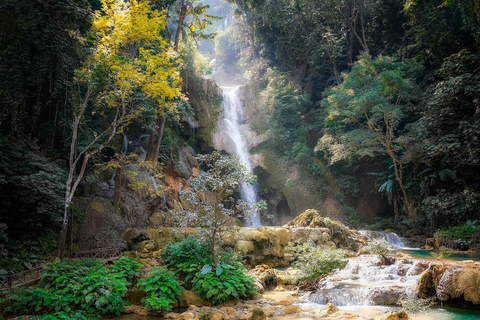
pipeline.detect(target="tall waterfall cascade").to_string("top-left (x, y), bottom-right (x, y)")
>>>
top-left (217, 86), bottom-right (261, 228)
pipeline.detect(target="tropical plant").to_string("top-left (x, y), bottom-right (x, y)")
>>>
top-left (4, 258), bottom-right (130, 318)
top-left (138, 267), bottom-right (183, 313)
top-left (192, 258), bottom-right (256, 305)
top-left (319, 54), bottom-right (421, 217)
top-left (160, 236), bottom-right (211, 286)
top-left (111, 256), bottom-right (143, 283)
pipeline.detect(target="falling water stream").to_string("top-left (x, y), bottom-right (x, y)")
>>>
top-left (220, 86), bottom-right (261, 228)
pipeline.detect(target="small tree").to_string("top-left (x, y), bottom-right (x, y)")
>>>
top-left (175, 151), bottom-right (260, 268)
top-left (318, 54), bottom-right (421, 217)
top-left (60, 0), bottom-right (182, 257)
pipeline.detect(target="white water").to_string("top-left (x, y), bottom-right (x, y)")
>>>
top-left (307, 256), bottom-right (430, 306)
top-left (360, 230), bottom-right (405, 248)
top-left (220, 86), bottom-right (261, 228)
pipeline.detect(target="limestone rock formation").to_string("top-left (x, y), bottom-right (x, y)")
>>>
top-left (417, 263), bottom-right (480, 305)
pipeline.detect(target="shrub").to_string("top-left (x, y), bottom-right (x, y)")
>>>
top-left (138, 267), bottom-right (183, 313)
top-left (111, 256), bottom-right (142, 282)
top-left (192, 259), bottom-right (257, 305)
top-left (434, 220), bottom-right (480, 249)
top-left (286, 241), bottom-right (347, 280)
top-left (161, 236), bottom-right (211, 285)
top-left (4, 258), bottom-right (130, 318)
top-left (361, 238), bottom-right (393, 264)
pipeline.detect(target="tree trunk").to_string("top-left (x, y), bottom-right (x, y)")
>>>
top-left (174, 0), bottom-right (187, 52)
top-left (146, 116), bottom-right (166, 163)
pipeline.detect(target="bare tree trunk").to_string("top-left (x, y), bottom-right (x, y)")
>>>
top-left (151, 116), bottom-right (166, 164)
top-left (59, 88), bottom-right (123, 258)
top-left (174, 0), bottom-right (187, 52)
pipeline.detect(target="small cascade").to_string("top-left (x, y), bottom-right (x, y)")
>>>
top-left (308, 257), bottom-right (430, 306)
top-left (185, 115), bottom-right (198, 142)
top-left (359, 230), bottom-right (405, 248)
top-left (151, 176), bottom-right (158, 194)
top-left (220, 86), bottom-right (261, 228)
top-left (123, 135), bottom-right (129, 154)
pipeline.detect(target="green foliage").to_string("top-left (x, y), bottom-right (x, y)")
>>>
top-left (342, 205), bottom-right (360, 227)
top-left (422, 189), bottom-right (480, 232)
top-left (0, 136), bottom-right (66, 240)
top-left (160, 236), bottom-right (211, 285)
top-left (362, 238), bottom-right (393, 259)
top-left (138, 267), bottom-right (183, 313)
top-left (430, 246), bottom-right (455, 264)
top-left (4, 258), bottom-right (131, 318)
top-left (286, 241), bottom-right (347, 281)
top-left (192, 259), bottom-right (256, 305)
top-left (111, 256), bottom-right (142, 283)
top-left (435, 220), bottom-right (480, 250)
top-left (0, 232), bottom-right (57, 273)
top-left (262, 69), bottom-right (311, 154)
top-left (175, 152), bottom-right (262, 266)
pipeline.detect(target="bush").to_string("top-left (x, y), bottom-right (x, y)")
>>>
top-left (111, 256), bottom-right (142, 282)
top-left (138, 267), bottom-right (183, 313)
top-left (435, 220), bottom-right (480, 250)
top-left (192, 259), bottom-right (257, 305)
top-left (4, 258), bottom-right (130, 318)
top-left (161, 236), bottom-right (211, 285)
top-left (286, 241), bottom-right (347, 281)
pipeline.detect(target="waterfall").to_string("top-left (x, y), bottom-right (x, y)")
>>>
top-left (221, 86), bottom-right (261, 228)
top-left (308, 257), bottom-right (429, 306)
top-left (359, 230), bottom-right (405, 248)
top-left (185, 115), bottom-right (198, 142)
top-left (151, 176), bottom-right (158, 194)
top-left (123, 135), bottom-right (128, 154)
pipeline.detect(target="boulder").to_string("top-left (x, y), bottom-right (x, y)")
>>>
top-left (181, 290), bottom-right (212, 307)
top-left (249, 307), bottom-right (266, 320)
top-left (282, 305), bottom-right (301, 314)
top-left (417, 264), bottom-right (480, 305)
top-left (235, 240), bottom-right (255, 254)
top-left (374, 310), bottom-right (410, 320)
top-left (369, 286), bottom-right (406, 305)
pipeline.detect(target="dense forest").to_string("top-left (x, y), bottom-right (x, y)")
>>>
top-left (1, 0), bottom-right (480, 274)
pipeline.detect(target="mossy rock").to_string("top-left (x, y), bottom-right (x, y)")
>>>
top-left (90, 202), bottom-right (105, 214)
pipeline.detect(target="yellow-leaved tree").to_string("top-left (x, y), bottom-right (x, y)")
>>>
top-left (60, 0), bottom-right (183, 257)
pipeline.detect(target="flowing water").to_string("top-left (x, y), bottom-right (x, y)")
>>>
top-left (359, 230), bottom-right (405, 248)
top-left (220, 86), bottom-right (261, 228)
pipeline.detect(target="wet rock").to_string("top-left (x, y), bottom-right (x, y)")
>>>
top-left (282, 305), bottom-right (301, 314)
top-left (310, 303), bottom-right (360, 318)
top-left (180, 311), bottom-right (195, 320)
top-left (274, 299), bottom-right (292, 306)
top-left (417, 264), bottom-right (480, 305)
top-left (369, 285), bottom-right (405, 305)
top-left (374, 310), bottom-right (410, 320)
top-left (182, 290), bottom-right (212, 307)
top-left (220, 307), bottom-right (237, 317)
top-left (249, 307), bottom-right (266, 320)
